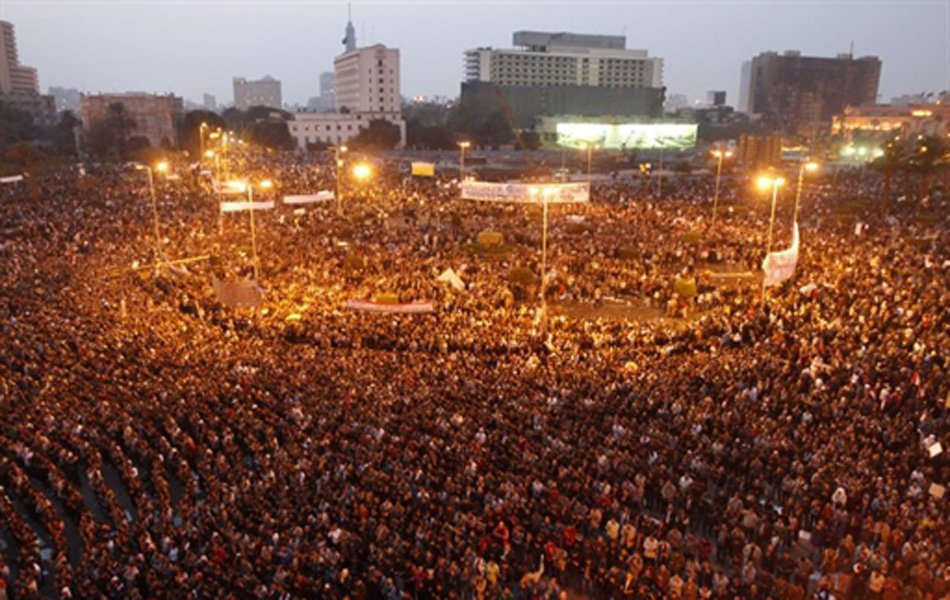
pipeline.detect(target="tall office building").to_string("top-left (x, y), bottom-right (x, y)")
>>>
top-left (0, 20), bottom-right (55, 125)
top-left (49, 86), bottom-right (82, 113)
top-left (202, 93), bottom-right (217, 111)
top-left (232, 76), bottom-right (282, 110)
top-left (333, 44), bottom-right (400, 115)
top-left (737, 61), bottom-right (751, 113)
top-left (742, 50), bottom-right (881, 130)
top-left (465, 31), bottom-right (663, 89)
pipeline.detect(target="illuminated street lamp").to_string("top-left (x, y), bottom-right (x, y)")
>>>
top-left (793, 161), bottom-right (819, 223)
top-left (199, 122), bottom-right (208, 161)
top-left (227, 179), bottom-right (272, 282)
top-left (135, 161), bottom-right (169, 260)
top-left (352, 163), bottom-right (373, 181)
top-left (529, 185), bottom-right (554, 330)
top-left (711, 148), bottom-right (733, 224)
top-left (580, 142), bottom-right (597, 177)
top-left (458, 140), bottom-right (471, 180)
top-left (757, 174), bottom-right (786, 301)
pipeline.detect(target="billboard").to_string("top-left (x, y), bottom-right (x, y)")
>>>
top-left (411, 161), bottom-right (436, 177)
top-left (556, 122), bottom-right (698, 150)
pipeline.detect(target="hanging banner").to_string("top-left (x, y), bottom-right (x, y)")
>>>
top-left (762, 222), bottom-right (800, 287)
top-left (220, 201), bottom-right (275, 213)
top-left (0, 175), bottom-right (25, 184)
top-left (346, 299), bottom-right (435, 314)
top-left (212, 180), bottom-right (247, 195)
top-left (411, 162), bottom-right (436, 177)
top-left (461, 181), bottom-right (590, 204)
top-left (283, 191), bottom-right (334, 204)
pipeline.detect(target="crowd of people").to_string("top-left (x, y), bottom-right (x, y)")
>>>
top-left (0, 149), bottom-right (946, 600)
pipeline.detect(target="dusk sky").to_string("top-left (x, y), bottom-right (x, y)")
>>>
top-left (3, 0), bottom-right (948, 107)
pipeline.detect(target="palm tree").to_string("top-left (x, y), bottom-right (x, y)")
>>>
top-left (106, 102), bottom-right (136, 158)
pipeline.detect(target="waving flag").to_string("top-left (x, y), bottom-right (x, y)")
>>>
top-left (762, 222), bottom-right (800, 287)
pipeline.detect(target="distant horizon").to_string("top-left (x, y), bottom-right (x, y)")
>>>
top-left (4, 0), bottom-right (948, 109)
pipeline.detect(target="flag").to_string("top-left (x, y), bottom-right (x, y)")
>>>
top-left (762, 222), bottom-right (800, 287)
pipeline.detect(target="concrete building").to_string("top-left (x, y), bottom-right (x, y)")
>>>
top-left (707, 91), bottom-right (726, 107)
top-left (333, 44), bottom-right (400, 115)
top-left (233, 76), bottom-right (282, 110)
top-left (288, 110), bottom-right (406, 149)
top-left (203, 93), bottom-right (217, 111)
top-left (1, 20), bottom-right (56, 126)
top-left (742, 50), bottom-right (881, 131)
top-left (49, 86), bottom-right (81, 113)
top-left (80, 93), bottom-right (184, 148)
top-left (465, 31), bottom-right (663, 89)
top-left (307, 72), bottom-right (336, 111)
top-left (832, 103), bottom-right (950, 138)
top-left (737, 61), bottom-right (751, 113)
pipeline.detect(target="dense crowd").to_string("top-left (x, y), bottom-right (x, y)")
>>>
top-left (0, 151), bottom-right (946, 600)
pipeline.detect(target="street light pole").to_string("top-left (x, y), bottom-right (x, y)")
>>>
top-left (247, 184), bottom-right (260, 282)
top-left (793, 161), bottom-right (818, 224)
top-left (541, 190), bottom-right (549, 330)
top-left (711, 149), bottom-right (732, 224)
top-left (334, 145), bottom-right (347, 216)
top-left (136, 161), bottom-right (168, 261)
top-left (199, 122), bottom-right (207, 162)
top-left (758, 175), bottom-right (785, 303)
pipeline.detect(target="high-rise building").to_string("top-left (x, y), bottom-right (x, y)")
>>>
top-left (0, 20), bottom-right (55, 126)
top-left (742, 50), bottom-right (881, 131)
top-left (49, 86), bottom-right (82, 113)
top-left (80, 93), bottom-right (184, 148)
top-left (737, 61), bottom-right (751, 113)
top-left (307, 72), bottom-right (336, 111)
top-left (707, 91), bottom-right (726, 107)
top-left (232, 76), bottom-right (282, 110)
top-left (465, 31), bottom-right (663, 89)
top-left (333, 44), bottom-right (400, 115)
top-left (203, 93), bottom-right (217, 111)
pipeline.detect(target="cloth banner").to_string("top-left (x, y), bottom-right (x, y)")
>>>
top-left (212, 279), bottom-right (262, 308)
top-left (437, 268), bottom-right (465, 291)
top-left (0, 175), bottom-right (24, 184)
top-left (212, 180), bottom-right (247, 195)
top-left (346, 299), bottom-right (435, 314)
top-left (762, 222), bottom-right (800, 287)
top-left (220, 200), bottom-right (275, 213)
top-left (283, 191), bottom-right (334, 204)
top-left (411, 162), bottom-right (436, 177)
top-left (461, 181), bottom-right (590, 204)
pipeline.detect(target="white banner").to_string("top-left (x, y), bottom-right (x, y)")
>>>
top-left (283, 191), bottom-right (334, 204)
top-left (762, 222), bottom-right (800, 287)
top-left (212, 180), bottom-right (247, 195)
top-left (460, 181), bottom-right (590, 204)
top-left (220, 201), bottom-right (275, 213)
top-left (0, 175), bottom-right (24, 184)
top-left (346, 299), bottom-right (435, 314)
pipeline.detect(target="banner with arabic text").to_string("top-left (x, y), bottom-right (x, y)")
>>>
top-left (460, 181), bottom-right (590, 204)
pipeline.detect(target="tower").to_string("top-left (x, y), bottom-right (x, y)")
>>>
top-left (343, 4), bottom-right (356, 51)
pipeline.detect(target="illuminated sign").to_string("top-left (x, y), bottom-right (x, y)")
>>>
top-left (556, 122), bottom-right (698, 150)
top-left (911, 110), bottom-right (933, 117)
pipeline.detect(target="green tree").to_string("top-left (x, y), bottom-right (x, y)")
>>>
top-left (180, 110), bottom-right (226, 156)
top-left (250, 120), bottom-right (292, 150)
top-left (473, 112), bottom-right (514, 149)
top-left (872, 139), bottom-right (906, 216)
top-left (56, 110), bottom-right (81, 157)
top-left (0, 101), bottom-right (36, 148)
top-left (350, 119), bottom-right (402, 152)
top-left (907, 134), bottom-right (944, 199)
top-left (406, 118), bottom-right (455, 149)
top-left (104, 102), bottom-right (136, 158)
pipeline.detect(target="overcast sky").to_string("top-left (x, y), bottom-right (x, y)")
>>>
top-left (2, 0), bottom-right (948, 107)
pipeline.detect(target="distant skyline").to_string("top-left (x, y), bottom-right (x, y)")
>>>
top-left (3, 0), bottom-right (948, 108)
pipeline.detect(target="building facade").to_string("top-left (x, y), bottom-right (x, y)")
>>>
top-left (465, 31), bottom-right (662, 89)
top-left (288, 111), bottom-right (406, 149)
top-left (832, 103), bottom-right (950, 138)
top-left (743, 50), bottom-right (881, 131)
top-left (333, 44), bottom-right (400, 115)
top-left (80, 93), bottom-right (184, 148)
top-left (233, 76), bottom-right (282, 110)
top-left (0, 20), bottom-right (56, 126)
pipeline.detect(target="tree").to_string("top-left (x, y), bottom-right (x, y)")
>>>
top-left (872, 139), bottom-right (906, 216)
top-left (56, 110), bottom-right (81, 157)
top-left (0, 101), bottom-right (36, 149)
top-left (473, 112), bottom-right (514, 149)
top-left (181, 110), bottom-right (226, 156)
top-left (105, 102), bottom-right (136, 159)
top-left (350, 119), bottom-right (401, 152)
top-left (406, 118), bottom-right (455, 150)
top-left (250, 120), bottom-right (292, 150)
top-left (907, 134), bottom-right (944, 199)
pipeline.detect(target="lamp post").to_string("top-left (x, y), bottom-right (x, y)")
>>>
top-left (199, 122), bottom-right (208, 162)
top-left (458, 141), bottom-right (471, 180)
top-left (711, 149), bottom-right (733, 224)
top-left (231, 179), bottom-right (272, 282)
top-left (757, 174), bottom-right (786, 302)
top-left (530, 186), bottom-right (553, 331)
top-left (135, 161), bottom-right (169, 260)
top-left (333, 145), bottom-right (348, 216)
top-left (793, 161), bottom-right (818, 224)
top-left (580, 143), bottom-right (596, 177)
